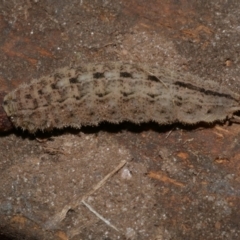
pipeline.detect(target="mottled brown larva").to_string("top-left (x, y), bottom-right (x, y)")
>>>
top-left (2, 62), bottom-right (240, 133)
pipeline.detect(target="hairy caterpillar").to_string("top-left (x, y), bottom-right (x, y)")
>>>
top-left (3, 62), bottom-right (240, 133)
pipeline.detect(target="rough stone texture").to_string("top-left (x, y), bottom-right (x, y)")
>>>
top-left (1, 0), bottom-right (240, 239)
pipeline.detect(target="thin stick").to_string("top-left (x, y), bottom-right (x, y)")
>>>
top-left (165, 129), bottom-right (173, 139)
top-left (82, 200), bottom-right (119, 232)
top-left (81, 160), bottom-right (127, 202)
top-left (44, 160), bottom-right (127, 230)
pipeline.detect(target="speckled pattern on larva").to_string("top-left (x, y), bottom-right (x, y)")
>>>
top-left (3, 62), bottom-right (240, 133)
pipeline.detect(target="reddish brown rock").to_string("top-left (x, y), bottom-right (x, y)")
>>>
top-left (1, 1), bottom-right (240, 240)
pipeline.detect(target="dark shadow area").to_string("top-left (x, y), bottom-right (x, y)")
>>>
top-left (0, 120), bottom-right (221, 140)
top-left (0, 235), bottom-right (12, 240)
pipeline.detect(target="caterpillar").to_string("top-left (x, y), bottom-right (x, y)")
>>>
top-left (2, 62), bottom-right (240, 133)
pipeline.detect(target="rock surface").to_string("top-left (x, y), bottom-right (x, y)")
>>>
top-left (1, 0), bottom-right (240, 239)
